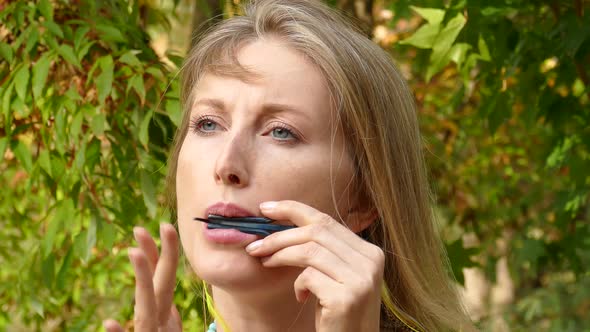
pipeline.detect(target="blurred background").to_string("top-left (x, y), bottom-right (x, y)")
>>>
top-left (1, 0), bottom-right (589, 331)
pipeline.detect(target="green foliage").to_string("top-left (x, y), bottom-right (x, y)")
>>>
top-left (2, 0), bottom-right (589, 330)
top-left (396, 0), bottom-right (590, 329)
top-left (0, 0), bottom-right (191, 330)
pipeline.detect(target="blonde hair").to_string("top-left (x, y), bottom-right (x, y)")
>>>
top-left (168, 0), bottom-right (473, 330)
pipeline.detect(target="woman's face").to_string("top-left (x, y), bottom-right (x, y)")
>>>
top-left (176, 39), bottom-right (357, 292)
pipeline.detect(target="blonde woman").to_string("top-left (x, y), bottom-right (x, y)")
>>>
top-left (104, 0), bottom-right (474, 331)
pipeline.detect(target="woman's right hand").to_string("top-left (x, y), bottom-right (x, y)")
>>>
top-left (103, 223), bottom-right (182, 332)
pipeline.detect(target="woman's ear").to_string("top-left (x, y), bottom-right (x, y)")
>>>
top-left (346, 205), bottom-right (378, 234)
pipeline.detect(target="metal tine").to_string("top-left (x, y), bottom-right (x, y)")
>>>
top-left (206, 223), bottom-right (271, 237)
top-left (210, 220), bottom-right (295, 232)
top-left (207, 214), bottom-right (274, 224)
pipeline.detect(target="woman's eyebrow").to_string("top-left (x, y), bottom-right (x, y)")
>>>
top-left (195, 98), bottom-right (310, 120)
top-left (261, 102), bottom-right (311, 121)
top-left (193, 98), bottom-right (225, 110)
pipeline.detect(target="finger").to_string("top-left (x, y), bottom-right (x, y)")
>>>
top-left (259, 200), bottom-right (384, 261)
top-left (261, 242), bottom-right (358, 283)
top-left (129, 248), bottom-right (158, 332)
top-left (103, 319), bottom-right (124, 332)
top-left (133, 227), bottom-right (159, 274)
top-left (294, 267), bottom-right (342, 306)
top-left (248, 223), bottom-right (372, 271)
top-left (163, 306), bottom-right (183, 332)
top-left (294, 267), bottom-right (372, 330)
top-left (153, 223), bottom-right (180, 325)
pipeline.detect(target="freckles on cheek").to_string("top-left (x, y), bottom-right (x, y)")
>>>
top-left (263, 152), bottom-right (334, 201)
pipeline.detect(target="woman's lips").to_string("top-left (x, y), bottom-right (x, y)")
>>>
top-left (205, 202), bottom-right (258, 218)
top-left (202, 202), bottom-right (261, 245)
top-left (202, 223), bottom-right (259, 245)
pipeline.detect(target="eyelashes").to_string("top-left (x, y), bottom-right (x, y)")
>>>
top-left (189, 115), bottom-right (219, 136)
top-left (189, 115), bottom-right (301, 143)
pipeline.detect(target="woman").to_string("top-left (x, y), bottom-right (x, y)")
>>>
top-left (104, 0), bottom-right (473, 331)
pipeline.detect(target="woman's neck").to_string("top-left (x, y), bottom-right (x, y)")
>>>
top-left (211, 285), bottom-right (316, 332)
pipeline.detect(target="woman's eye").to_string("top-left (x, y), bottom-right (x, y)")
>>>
top-left (200, 120), bottom-right (218, 131)
top-left (190, 116), bottom-right (221, 135)
top-left (271, 127), bottom-right (295, 140)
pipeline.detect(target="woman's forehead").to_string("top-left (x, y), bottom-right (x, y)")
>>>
top-left (192, 40), bottom-right (333, 116)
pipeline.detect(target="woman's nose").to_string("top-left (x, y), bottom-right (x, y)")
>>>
top-left (214, 135), bottom-right (250, 188)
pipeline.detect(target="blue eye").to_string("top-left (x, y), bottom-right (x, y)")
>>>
top-left (191, 115), bottom-right (221, 135)
top-left (271, 127), bottom-right (294, 140)
top-left (200, 120), bottom-right (217, 131)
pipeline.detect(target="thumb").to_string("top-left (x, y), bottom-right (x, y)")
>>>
top-left (103, 319), bottom-right (125, 332)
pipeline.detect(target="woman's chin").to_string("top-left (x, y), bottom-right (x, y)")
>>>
top-left (191, 252), bottom-right (300, 292)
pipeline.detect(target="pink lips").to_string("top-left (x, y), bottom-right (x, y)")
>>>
top-left (202, 202), bottom-right (260, 245)
top-left (205, 202), bottom-right (257, 218)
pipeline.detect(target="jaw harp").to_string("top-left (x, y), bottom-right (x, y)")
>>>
top-left (194, 214), bottom-right (296, 237)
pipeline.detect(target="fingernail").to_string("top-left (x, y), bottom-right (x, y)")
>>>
top-left (128, 248), bottom-right (137, 262)
top-left (246, 239), bottom-right (263, 252)
top-left (260, 201), bottom-right (278, 210)
top-left (133, 227), bottom-right (140, 240)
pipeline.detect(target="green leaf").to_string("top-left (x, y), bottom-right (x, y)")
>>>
top-left (0, 42), bottom-right (13, 63)
top-left (41, 253), bottom-right (55, 289)
top-left (2, 82), bottom-right (14, 120)
top-left (14, 64), bottom-right (30, 101)
top-left (13, 97), bottom-right (30, 118)
top-left (73, 230), bottom-right (88, 263)
top-left (95, 23), bottom-right (126, 43)
top-left (77, 41), bottom-right (95, 61)
top-left (14, 140), bottom-right (33, 172)
top-left (73, 137), bottom-right (86, 172)
top-left (399, 23), bottom-right (440, 49)
top-left (426, 48), bottom-right (451, 81)
top-left (90, 113), bottom-right (106, 136)
top-left (432, 12), bottom-right (466, 54)
top-left (43, 20), bottom-right (64, 39)
top-left (73, 26), bottom-right (90, 51)
top-left (33, 54), bottom-right (51, 99)
top-left (70, 110), bottom-right (84, 139)
top-left (140, 169), bottom-right (157, 218)
top-left (166, 99), bottom-right (181, 127)
top-left (410, 6), bottom-right (445, 25)
top-left (119, 51), bottom-right (142, 68)
top-left (128, 74), bottom-right (145, 104)
top-left (96, 55), bottom-right (114, 103)
top-left (0, 137), bottom-right (8, 160)
top-left (446, 238), bottom-right (479, 285)
top-left (43, 32), bottom-right (59, 51)
top-left (546, 136), bottom-right (579, 169)
top-left (98, 220), bottom-right (117, 250)
top-left (448, 43), bottom-right (472, 68)
top-left (54, 109), bottom-right (67, 154)
top-left (43, 199), bottom-right (73, 257)
top-left (478, 35), bottom-right (491, 61)
top-left (57, 44), bottom-right (81, 68)
top-left (86, 217), bottom-right (97, 263)
top-left (38, 0), bottom-right (53, 19)
top-left (425, 13), bottom-right (467, 81)
top-left (85, 137), bottom-right (101, 171)
top-left (37, 149), bottom-right (53, 178)
top-left (56, 246), bottom-right (73, 290)
top-left (25, 27), bottom-right (39, 54)
top-left (139, 110), bottom-right (153, 147)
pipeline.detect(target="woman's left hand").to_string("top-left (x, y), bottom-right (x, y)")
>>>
top-left (246, 200), bottom-right (385, 332)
